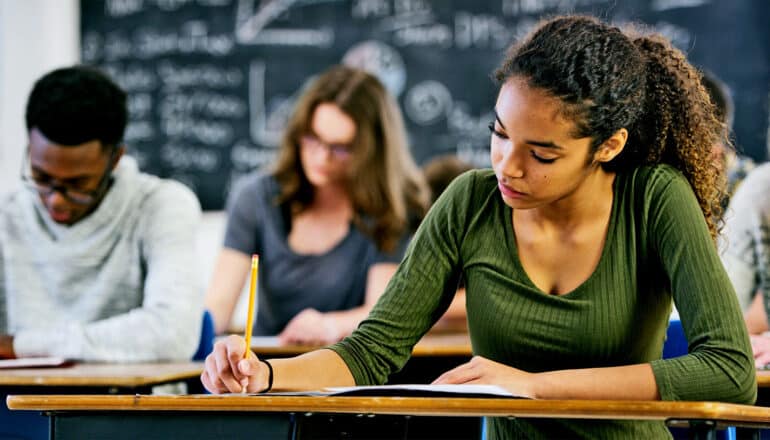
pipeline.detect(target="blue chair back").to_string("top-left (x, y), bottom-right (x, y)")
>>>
top-left (193, 310), bottom-right (215, 361)
top-left (662, 319), bottom-right (688, 359)
top-left (662, 319), bottom-right (737, 440)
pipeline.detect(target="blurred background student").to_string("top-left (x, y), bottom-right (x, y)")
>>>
top-left (701, 70), bottom-right (755, 203)
top-left (721, 162), bottom-right (770, 366)
top-left (204, 65), bottom-right (429, 345)
top-left (0, 66), bottom-right (203, 362)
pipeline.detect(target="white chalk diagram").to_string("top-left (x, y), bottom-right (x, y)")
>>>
top-left (342, 40), bottom-right (407, 97)
top-left (242, 1), bottom-right (489, 164)
top-left (235, 0), bottom-right (338, 47)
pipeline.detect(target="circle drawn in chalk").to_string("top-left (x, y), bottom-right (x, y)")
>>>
top-left (404, 80), bottom-right (453, 125)
top-left (342, 40), bottom-right (406, 97)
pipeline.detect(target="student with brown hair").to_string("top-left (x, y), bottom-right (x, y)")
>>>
top-left (202, 17), bottom-right (755, 438)
top-left (204, 65), bottom-right (429, 345)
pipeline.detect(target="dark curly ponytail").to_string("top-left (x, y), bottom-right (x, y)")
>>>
top-left (631, 34), bottom-right (726, 239)
top-left (495, 16), bottom-right (726, 240)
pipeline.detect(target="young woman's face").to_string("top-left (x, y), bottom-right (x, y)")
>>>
top-left (490, 78), bottom-right (598, 209)
top-left (299, 103), bottom-right (356, 188)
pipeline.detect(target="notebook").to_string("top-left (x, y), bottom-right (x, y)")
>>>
top-left (0, 357), bottom-right (72, 369)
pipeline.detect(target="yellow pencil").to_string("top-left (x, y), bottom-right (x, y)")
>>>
top-left (243, 254), bottom-right (259, 359)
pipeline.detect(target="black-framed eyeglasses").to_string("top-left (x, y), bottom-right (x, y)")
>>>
top-left (20, 147), bottom-right (116, 206)
top-left (300, 133), bottom-right (353, 161)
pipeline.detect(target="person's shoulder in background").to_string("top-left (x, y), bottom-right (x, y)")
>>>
top-left (725, 153), bottom-right (757, 197)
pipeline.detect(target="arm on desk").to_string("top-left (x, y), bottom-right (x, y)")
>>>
top-left (433, 356), bottom-right (659, 400)
top-left (202, 335), bottom-right (354, 394)
top-left (745, 292), bottom-right (769, 335)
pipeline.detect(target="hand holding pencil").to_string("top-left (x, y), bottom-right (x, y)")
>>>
top-left (201, 254), bottom-right (273, 394)
top-left (200, 334), bottom-right (270, 394)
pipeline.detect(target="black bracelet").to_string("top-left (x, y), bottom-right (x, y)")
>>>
top-left (259, 359), bottom-right (273, 393)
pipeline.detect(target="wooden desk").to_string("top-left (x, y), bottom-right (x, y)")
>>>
top-left (0, 362), bottom-right (204, 390)
top-left (8, 394), bottom-right (770, 440)
top-left (0, 362), bottom-right (204, 440)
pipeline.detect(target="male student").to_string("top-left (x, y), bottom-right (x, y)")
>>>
top-left (0, 66), bottom-right (203, 362)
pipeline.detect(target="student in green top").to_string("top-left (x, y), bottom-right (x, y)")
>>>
top-left (202, 16), bottom-right (755, 439)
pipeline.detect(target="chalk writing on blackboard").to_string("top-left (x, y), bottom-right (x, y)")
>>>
top-left (82, 0), bottom-right (770, 210)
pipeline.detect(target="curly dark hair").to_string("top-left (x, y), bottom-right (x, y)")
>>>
top-left (495, 16), bottom-right (726, 240)
top-left (25, 65), bottom-right (127, 150)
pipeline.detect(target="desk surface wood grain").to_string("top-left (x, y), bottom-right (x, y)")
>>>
top-left (0, 362), bottom-right (204, 387)
top-left (7, 394), bottom-right (770, 426)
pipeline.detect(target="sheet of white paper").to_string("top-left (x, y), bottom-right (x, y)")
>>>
top-left (324, 384), bottom-right (519, 397)
top-left (0, 357), bottom-right (71, 369)
top-left (249, 336), bottom-right (280, 347)
top-left (255, 384), bottom-right (523, 398)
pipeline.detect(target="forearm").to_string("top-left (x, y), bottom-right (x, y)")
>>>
top-left (270, 349), bottom-right (355, 391)
top-left (205, 249), bottom-right (251, 335)
top-left (14, 307), bottom-right (199, 362)
top-left (532, 363), bottom-right (659, 400)
top-left (745, 291), bottom-right (769, 334)
top-left (325, 306), bottom-right (371, 338)
top-left (432, 289), bottom-right (467, 332)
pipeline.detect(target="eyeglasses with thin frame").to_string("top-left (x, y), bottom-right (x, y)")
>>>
top-left (20, 148), bottom-right (116, 205)
top-left (300, 133), bottom-right (353, 161)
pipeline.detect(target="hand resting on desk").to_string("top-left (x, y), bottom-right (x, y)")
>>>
top-left (750, 334), bottom-right (770, 368)
top-left (432, 355), bottom-right (536, 399)
top-left (278, 308), bottom-right (341, 346)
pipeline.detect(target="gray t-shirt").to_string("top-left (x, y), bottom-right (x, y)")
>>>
top-left (224, 172), bottom-right (408, 335)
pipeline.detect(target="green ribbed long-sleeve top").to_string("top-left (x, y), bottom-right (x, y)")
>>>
top-left (329, 165), bottom-right (756, 439)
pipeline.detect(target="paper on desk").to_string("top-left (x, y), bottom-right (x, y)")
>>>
top-left (0, 356), bottom-right (72, 369)
top-left (259, 384), bottom-right (523, 398)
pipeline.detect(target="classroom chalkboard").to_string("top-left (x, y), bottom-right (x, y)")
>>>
top-left (81, 0), bottom-right (770, 210)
